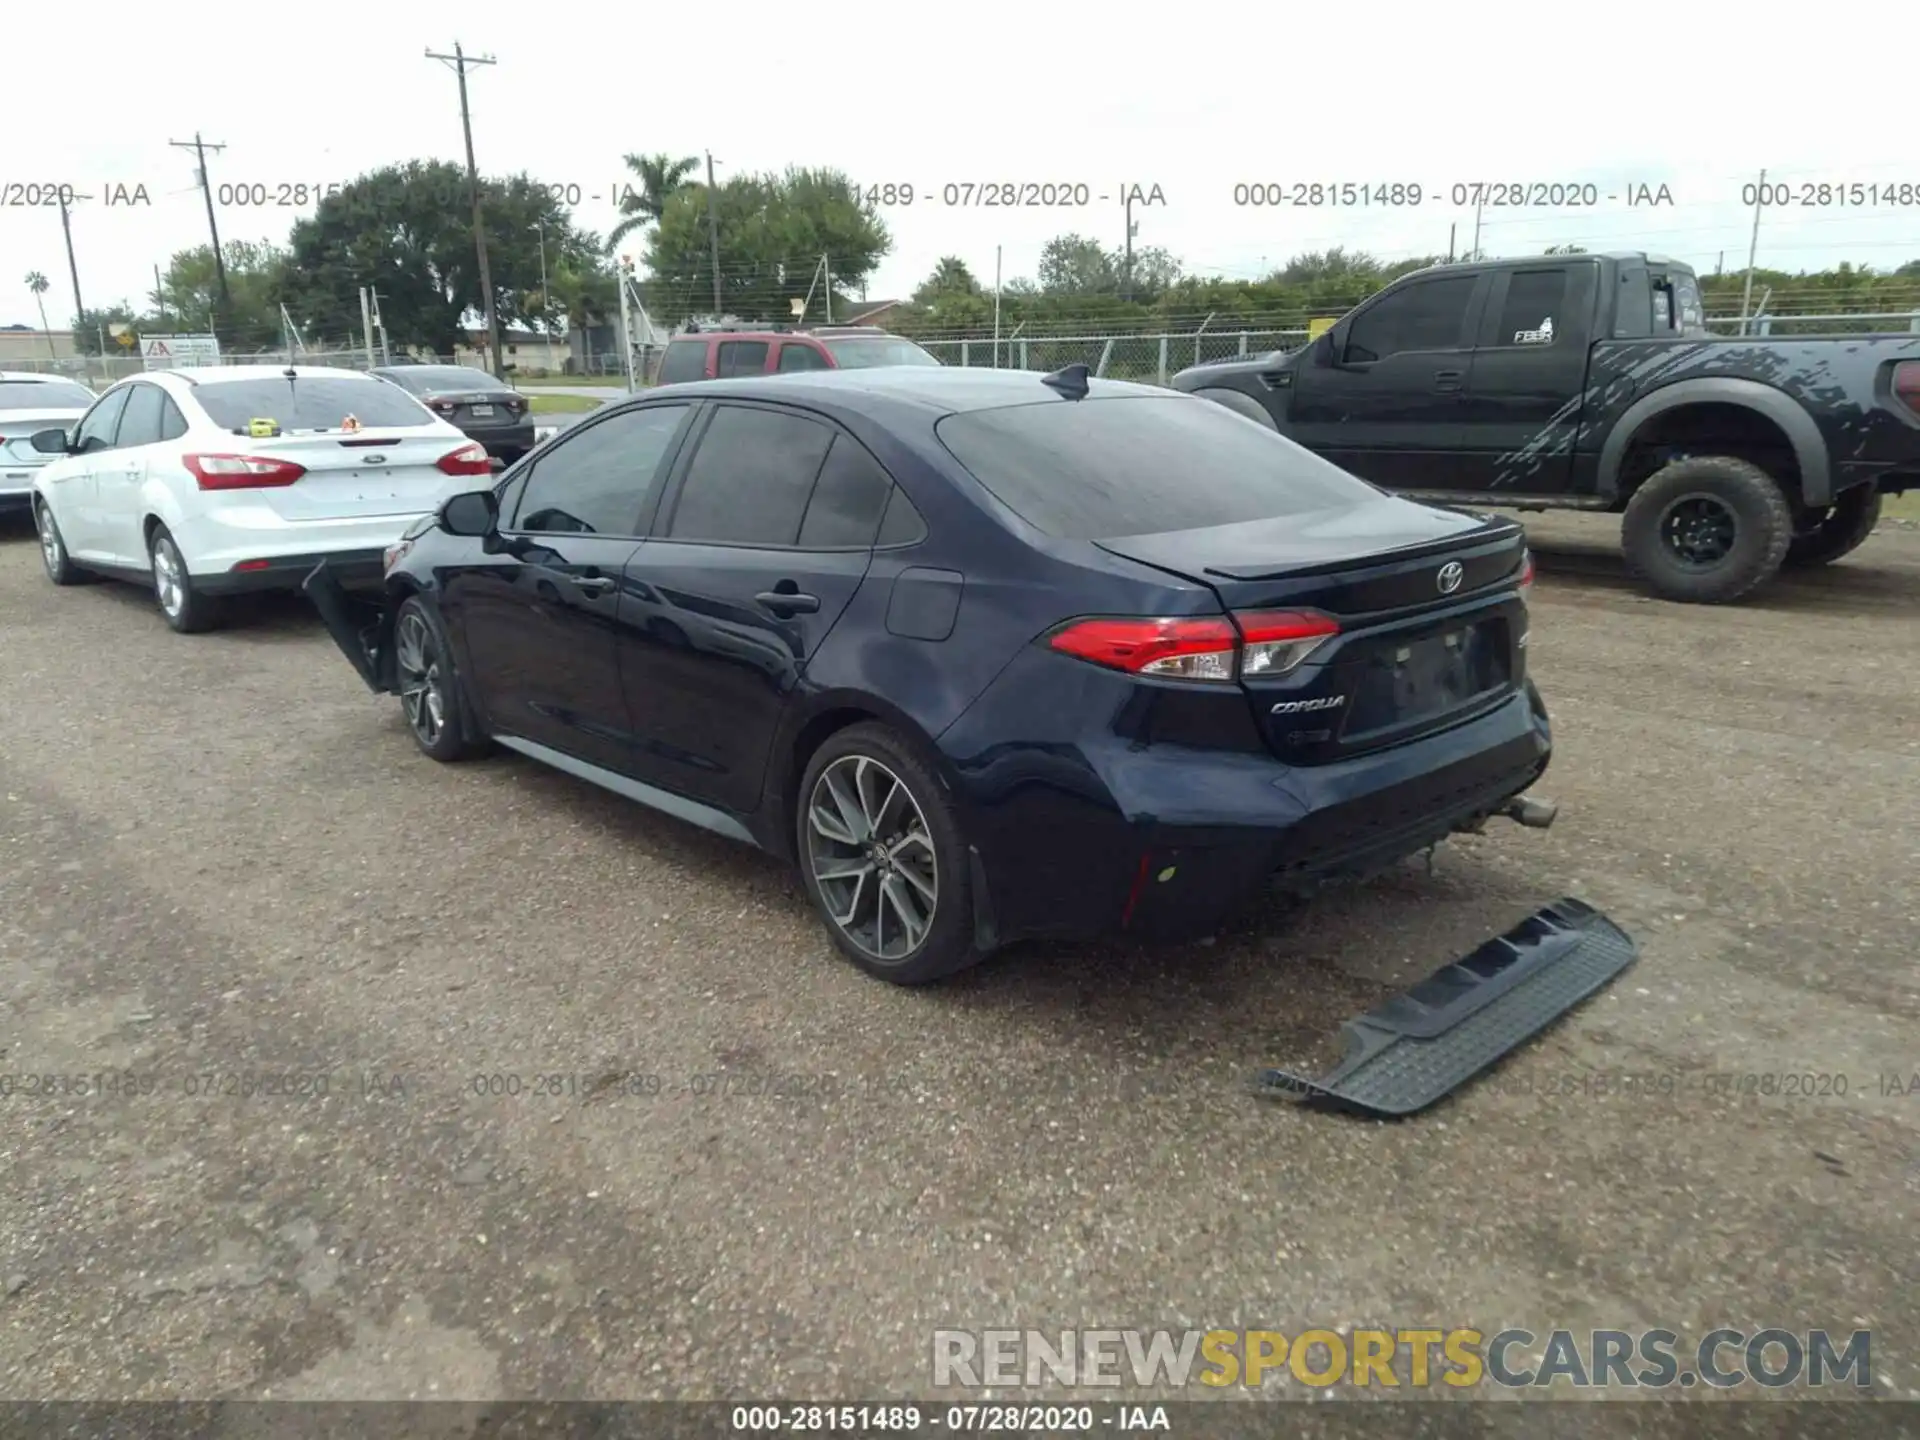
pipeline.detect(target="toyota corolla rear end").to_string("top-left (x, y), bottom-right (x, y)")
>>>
top-left (169, 372), bottom-right (497, 593)
top-left (929, 387), bottom-right (1553, 946)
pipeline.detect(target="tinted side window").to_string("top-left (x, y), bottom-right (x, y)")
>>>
top-left (657, 341), bottom-right (709, 385)
top-left (74, 387), bottom-right (131, 453)
top-left (511, 404), bottom-right (690, 534)
top-left (114, 384), bottom-right (169, 447)
top-left (665, 406), bottom-right (834, 546)
top-left (1344, 276), bottom-right (1476, 362)
top-left (716, 341), bottom-right (770, 378)
top-left (777, 343), bottom-right (830, 373)
top-left (797, 436), bottom-right (894, 548)
top-left (1496, 270), bottom-right (1568, 346)
top-left (158, 395), bottom-right (189, 441)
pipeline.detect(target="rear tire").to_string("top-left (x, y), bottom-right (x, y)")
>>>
top-left (148, 524), bottom-right (223, 633)
top-left (1620, 455), bottom-right (1791, 604)
top-left (795, 721), bottom-right (985, 986)
top-left (1785, 486), bottom-right (1882, 568)
top-left (392, 595), bottom-right (488, 762)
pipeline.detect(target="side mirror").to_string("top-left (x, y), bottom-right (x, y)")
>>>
top-left (439, 488), bottom-right (498, 537)
top-left (30, 428), bottom-right (71, 455)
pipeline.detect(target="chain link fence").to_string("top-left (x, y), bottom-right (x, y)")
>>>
top-left (7, 311), bottom-right (1919, 391)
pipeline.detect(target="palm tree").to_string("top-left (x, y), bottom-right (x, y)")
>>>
top-left (607, 153), bottom-right (700, 250)
top-left (24, 271), bottom-right (58, 361)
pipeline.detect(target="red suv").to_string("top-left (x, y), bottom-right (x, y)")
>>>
top-left (653, 325), bottom-right (942, 384)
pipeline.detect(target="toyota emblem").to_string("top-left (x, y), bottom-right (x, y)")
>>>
top-left (1436, 561), bottom-right (1464, 594)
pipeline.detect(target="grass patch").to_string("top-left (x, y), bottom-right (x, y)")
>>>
top-left (528, 393), bottom-right (602, 414)
top-left (518, 373), bottom-right (632, 387)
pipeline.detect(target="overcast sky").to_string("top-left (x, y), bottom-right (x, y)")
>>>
top-left (5, 1), bottom-right (1917, 329)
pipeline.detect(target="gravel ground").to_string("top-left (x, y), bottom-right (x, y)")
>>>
top-left (0, 510), bottom-right (1914, 1417)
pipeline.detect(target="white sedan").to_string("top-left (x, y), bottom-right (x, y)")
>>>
top-left (28, 365), bottom-right (495, 633)
top-left (1, 371), bottom-right (97, 517)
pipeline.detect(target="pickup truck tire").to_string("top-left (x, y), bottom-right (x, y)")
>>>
top-left (1620, 456), bottom-right (1792, 604)
top-left (1784, 486), bottom-right (1883, 568)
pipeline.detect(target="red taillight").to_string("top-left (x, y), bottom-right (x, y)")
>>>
top-left (1893, 361), bottom-right (1920, 415)
top-left (430, 399), bottom-right (456, 413)
top-left (1047, 609), bottom-right (1340, 682)
top-left (1518, 551), bottom-right (1535, 594)
top-left (437, 441), bottom-right (492, 476)
top-left (231, 560), bottom-right (272, 572)
top-left (183, 453), bottom-right (307, 490)
top-left (1233, 610), bottom-right (1342, 676)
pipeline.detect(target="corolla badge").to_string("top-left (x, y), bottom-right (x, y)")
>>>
top-left (1436, 561), bottom-right (1464, 594)
top-left (1270, 695), bottom-right (1345, 715)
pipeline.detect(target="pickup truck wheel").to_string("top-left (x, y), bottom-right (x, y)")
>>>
top-left (1785, 486), bottom-right (1882, 568)
top-left (1620, 456), bottom-right (1791, 604)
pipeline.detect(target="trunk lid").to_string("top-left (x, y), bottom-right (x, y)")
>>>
top-left (423, 388), bottom-right (527, 431)
top-left (0, 408), bottom-right (87, 474)
top-left (1095, 501), bottom-right (1530, 764)
top-left (220, 428), bottom-right (480, 521)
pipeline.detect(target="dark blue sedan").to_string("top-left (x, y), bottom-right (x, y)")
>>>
top-left (306, 365), bottom-right (1554, 984)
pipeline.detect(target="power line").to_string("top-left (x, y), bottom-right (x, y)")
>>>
top-left (426, 42), bottom-right (503, 377)
top-left (167, 134), bottom-right (231, 331)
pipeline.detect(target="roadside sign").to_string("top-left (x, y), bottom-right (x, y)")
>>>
top-left (141, 334), bottom-right (221, 370)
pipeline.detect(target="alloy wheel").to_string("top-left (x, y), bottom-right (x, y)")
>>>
top-left (1658, 494), bottom-right (1738, 568)
top-left (36, 505), bottom-right (62, 577)
top-left (394, 610), bottom-right (447, 747)
top-left (805, 754), bottom-right (938, 961)
top-left (152, 536), bottom-right (187, 617)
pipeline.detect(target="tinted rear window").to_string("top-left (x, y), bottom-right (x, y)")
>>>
top-left (382, 367), bottom-right (501, 392)
top-left (0, 379), bottom-right (95, 410)
top-left (821, 338), bottom-right (941, 369)
top-left (657, 341), bottom-right (708, 384)
top-left (192, 376), bottom-right (434, 432)
top-left (936, 395), bottom-right (1382, 540)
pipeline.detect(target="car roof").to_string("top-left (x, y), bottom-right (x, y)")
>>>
top-left (645, 366), bottom-right (1174, 418)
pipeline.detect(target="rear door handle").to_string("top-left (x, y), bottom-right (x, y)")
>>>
top-left (1433, 370), bottom-right (1465, 392)
top-left (756, 590), bottom-right (820, 615)
top-left (573, 573), bottom-right (617, 594)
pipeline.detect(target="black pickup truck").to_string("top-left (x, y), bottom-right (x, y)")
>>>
top-left (1172, 252), bottom-right (1920, 603)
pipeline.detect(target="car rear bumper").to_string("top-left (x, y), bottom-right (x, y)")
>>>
top-left (943, 678), bottom-right (1553, 948)
top-left (173, 510), bottom-right (432, 586)
top-left (461, 423), bottom-right (536, 457)
top-left (198, 548), bottom-right (388, 596)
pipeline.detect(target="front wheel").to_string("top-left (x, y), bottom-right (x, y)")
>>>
top-left (34, 499), bottom-right (86, 586)
top-left (1785, 486), bottom-right (1882, 568)
top-left (392, 596), bottom-right (488, 762)
top-left (796, 722), bottom-right (985, 985)
top-left (1620, 455), bottom-right (1792, 604)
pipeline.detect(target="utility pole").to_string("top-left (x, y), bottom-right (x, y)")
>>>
top-left (1448, 223), bottom-right (1456, 263)
top-left (154, 263), bottom-right (167, 326)
top-left (1470, 198), bottom-right (1484, 262)
top-left (823, 254), bottom-right (832, 324)
top-left (533, 221), bottom-right (554, 371)
top-left (56, 192), bottom-right (111, 375)
top-left (168, 135), bottom-right (230, 335)
top-left (1738, 168), bottom-right (1766, 335)
top-left (704, 151), bottom-right (723, 316)
top-left (1122, 192), bottom-right (1136, 300)
top-left (427, 43), bottom-right (503, 375)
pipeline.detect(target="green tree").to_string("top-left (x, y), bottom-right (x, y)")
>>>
top-left (643, 166), bottom-right (889, 324)
top-left (24, 272), bottom-right (58, 359)
top-left (608, 153), bottom-right (700, 251)
top-left (281, 161), bottom-right (603, 358)
top-left (69, 304), bottom-right (143, 355)
top-left (1037, 234), bottom-right (1117, 295)
top-left (157, 239), bottom-right (289, 349)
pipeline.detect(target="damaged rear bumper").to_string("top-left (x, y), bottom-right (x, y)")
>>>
top-left (1254, 897), bottom-right (1639, 1117)
top-left (302, 560), bottom-right (398, 695)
